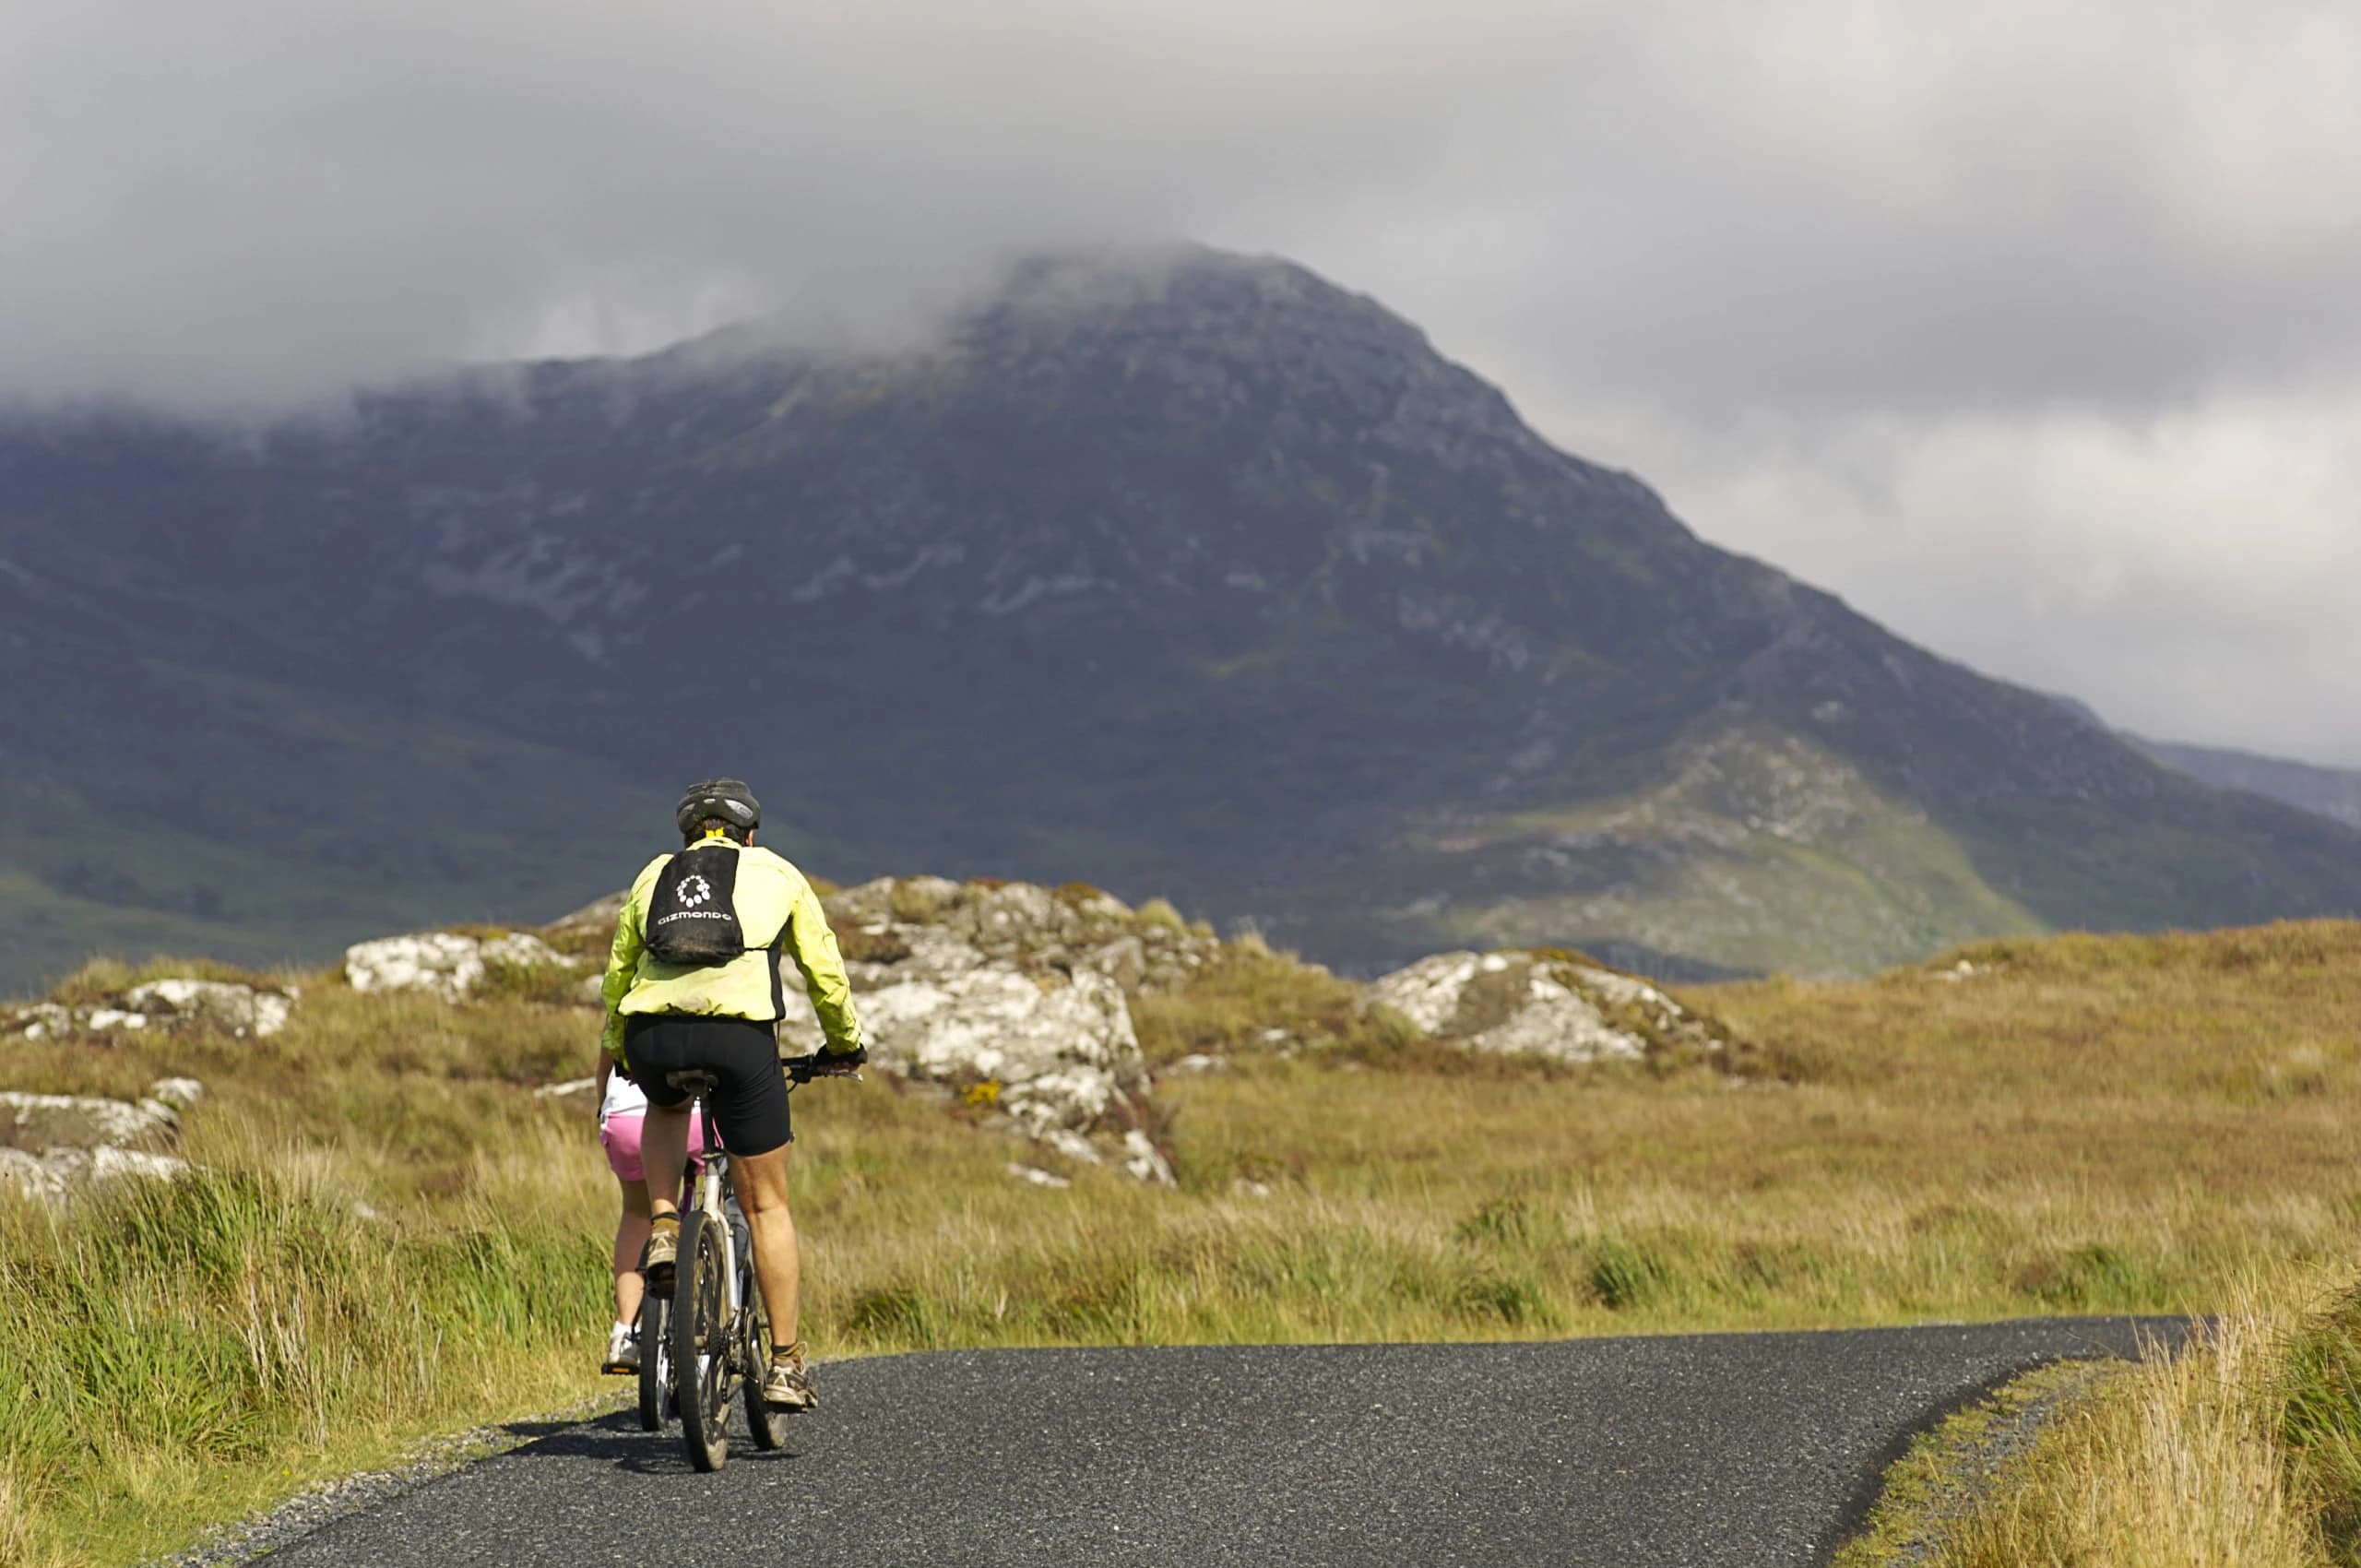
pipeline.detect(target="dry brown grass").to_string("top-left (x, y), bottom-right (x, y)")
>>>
top-left (12, 920), bottom-right (2361, 1563)
top-left (1846, 1272), bottom-right (2343, 1567)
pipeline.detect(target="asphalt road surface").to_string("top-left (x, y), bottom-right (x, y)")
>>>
top-left (257, 1318), bottom-right (2186, 1568)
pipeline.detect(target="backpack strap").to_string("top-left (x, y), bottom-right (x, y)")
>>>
top-left (768, 922), bottom-right (789, 1021)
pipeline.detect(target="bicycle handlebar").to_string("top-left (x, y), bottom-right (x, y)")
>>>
top-left (781, 1051), bottom-right (863, 1085)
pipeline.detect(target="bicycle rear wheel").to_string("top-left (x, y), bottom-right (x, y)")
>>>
top-left (635, 1289), bottom-right (670, 1431)
top-left (741, 1278), bottom-right (790, 1450)
top-left (672, 1209), bottom-right (732, 1471)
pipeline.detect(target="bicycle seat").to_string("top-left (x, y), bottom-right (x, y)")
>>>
top-left (664, 1069), bottom-right (720, 1099)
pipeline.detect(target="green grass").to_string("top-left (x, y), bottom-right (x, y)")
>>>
top-left (14, 919), bottom-right (2361, 1562)
top-left (1432, 725), bottom-right (2051, 976)
top-left (1834, 1360), bottom-right (2127, 1566)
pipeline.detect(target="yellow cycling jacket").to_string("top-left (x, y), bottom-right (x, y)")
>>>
top-left (600, 837), bottom-right (862, 1064)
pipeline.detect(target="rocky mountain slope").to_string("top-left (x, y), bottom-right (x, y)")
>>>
top-left (2135, 739), bottom-right (2361, 832)
top-left (6, 245), bottom-right (2360, 987)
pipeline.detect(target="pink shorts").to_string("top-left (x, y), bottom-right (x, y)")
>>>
top-left (599, 1111), bottom-right (714, 1183)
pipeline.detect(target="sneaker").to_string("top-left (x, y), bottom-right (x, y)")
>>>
top-left (763, 1343), bottom-right (817, 1411)
top-left (601, 1321), bottom-right (639, 1376)
top-left (643, 1218), bottom-right (679, 1295)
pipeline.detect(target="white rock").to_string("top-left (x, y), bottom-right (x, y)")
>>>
top-left (0, 1148), bottom-right (65, 1203)
top-left (534, 1077), bottom-right (599, 1100)
top-left (1005, 1162), bottom-right (1073, 1189)
top-left (12, 1003), bottom-right (71, 1039)
top-left (1121, 1129), bottom-right (1176, 1186)
top-left (1231, 1177), bottom-right (1274, 1199)
top-left (1369, 952), bottom-right (1488, 1034)
top-left (124, 979), bottom-right (293, 1038)
top-left (789, 949), bottom-right (1147, 1141)
top-left (1368, 950), bottom-right (1723, 1065)
top-left (85, 1009), bottom-right (149, 1032)
top-left (0, 1090), bottom-right (177, 1153)
top-left (88, 1146), bottom-right (188, 1183)
top-left (483, 932), bottom-right (576, 970)
top-left (1037, 1128), bottom-right (1104, 1165)
top-left (1165, 1053), bottom-right (1227, 1075)
top-left (345, 931), bottom-right (575, 1001)
top-left (148, 1077), bottom-right (205, 1110)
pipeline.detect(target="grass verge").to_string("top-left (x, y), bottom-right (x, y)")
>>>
top-left (9, 919), bottom-right (2361, 1562)
top-left (1838, 1268), bottom-right (2361, 1566)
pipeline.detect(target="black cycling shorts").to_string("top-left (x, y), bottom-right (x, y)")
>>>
top-left (622, 1015), bottom-right (793, 1157)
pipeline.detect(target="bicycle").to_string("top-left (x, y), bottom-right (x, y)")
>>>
top-left (658, 1051), bottom-right (859, 1471)
top-left (635, 1121), bottom-right (725, 1431)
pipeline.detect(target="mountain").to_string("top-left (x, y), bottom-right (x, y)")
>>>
top-left (6, 245), bottom-right (2360, 991)
top-left (2133, 739), bottom-right (2361, 832)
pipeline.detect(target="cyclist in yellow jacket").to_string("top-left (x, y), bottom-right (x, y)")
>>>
top-left (600, 778), bottom-right (864, 1410)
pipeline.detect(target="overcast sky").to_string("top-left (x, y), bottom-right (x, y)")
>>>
top-left (6, 0), bottom-right (2358, 761)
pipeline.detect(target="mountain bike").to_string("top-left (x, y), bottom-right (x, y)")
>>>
top-left (635, 1181), bottom-right (750, 1433)
top-left (659, 1051), bottom-right (859, 1471)
top-left (635, 1127), bottom-right (720, 1431)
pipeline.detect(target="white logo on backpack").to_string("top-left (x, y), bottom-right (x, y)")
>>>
top-left (677, 873), bottom-right (714, 909)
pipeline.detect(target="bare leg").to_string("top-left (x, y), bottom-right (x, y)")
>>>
top-left (641, 1103), bottom-right (692, 1222)
top-left (613, 1178), bottom-right (651, 1325)
top-left (732, 1143), bottom-right (800, 1349)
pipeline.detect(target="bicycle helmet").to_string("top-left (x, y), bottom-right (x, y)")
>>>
top-left (675, 778), bottom-right (762, 837)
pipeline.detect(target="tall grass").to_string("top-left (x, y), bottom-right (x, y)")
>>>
top-left (1843, 1272), bottom-right (2361, 1566)
top-left (9, 920), bottom-right (2361, 1562)
top-left (0, 1118), bottom-right (610, 1566)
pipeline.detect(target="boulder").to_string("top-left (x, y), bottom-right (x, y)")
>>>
top-left (10, 1003), bottom-right (72, 1040)
top-left (0, 1148), bottom-right (65, 1204)
top-left (345, 931), bottom-right (576, 1001)
top-left (148, 1076), bottom-right (205, 1111)
top-left (10, 980), bottom-right (293, 1042)
top-left (0, 1090), bottom-right (177, 1152)
top-left (1005, 1162), bottom-right (1073, 1190)
top-left (0, 1084), bottom-right (189, 1204)
top-left (822, 876), bottom-right (1223, 991)
top-left (1367, 950), bottom-right (1729, 1064)
top-left (782, 876), bottom-right (1184, 1182)
top-left (122, 979), bottom-right (292, 1038)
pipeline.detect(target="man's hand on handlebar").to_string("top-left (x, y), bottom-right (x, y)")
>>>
top-left (784, 1046), bottom-right (866, 1082)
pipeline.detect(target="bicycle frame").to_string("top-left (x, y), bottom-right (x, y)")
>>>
top-left (658, 1052), bottom-right (858, 1469)
top-left (685, 1094), bottom-right (740, 1379)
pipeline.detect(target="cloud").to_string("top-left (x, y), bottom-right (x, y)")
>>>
top-left (1509, 380), bottom-right (2361, 763)
top-left (3, 0), bottom-right (2356, 758)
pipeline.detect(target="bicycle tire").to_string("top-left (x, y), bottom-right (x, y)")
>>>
top-left (672, 1209), bottom-right (732, 1472)
top-left (635, 1289), bottom-right (670, 1431)
top-left (741, 1277), bottom-right (790, 1450)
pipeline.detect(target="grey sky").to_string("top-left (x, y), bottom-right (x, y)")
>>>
top-left (6, 0), bottom-right (2358, 760)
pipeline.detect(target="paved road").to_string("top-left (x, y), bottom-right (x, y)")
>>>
top-left (261, 1319), bottom-right (2184, 1568)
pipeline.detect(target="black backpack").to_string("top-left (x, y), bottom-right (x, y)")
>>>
top-left (644, 844), bottom-right (747, 965)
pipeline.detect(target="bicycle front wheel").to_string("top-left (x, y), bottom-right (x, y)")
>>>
top-left (672, 1209), bottom-right (732, 1472)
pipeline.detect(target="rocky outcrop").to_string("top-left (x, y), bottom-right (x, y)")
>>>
top-left (820, 876), bottom-right (1223, 990)
top-left (9, 979), bottom-right (292, 1041)
top-left (344, 931), bottom-right (576, 1001)
top-left (1369, 950), bottom-right (1730, 1064)
top-left (124, 979), bottom-right (292, 1038)
top-left (777, 877), bottom-right (1187, 1182)
top-left (0, 1079), bottom-right (197, 1202)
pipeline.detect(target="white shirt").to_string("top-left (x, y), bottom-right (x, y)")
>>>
top-left (600, 1071), bottom-right (648, 1123)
